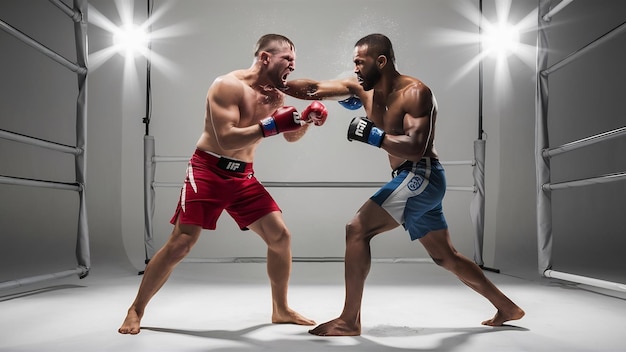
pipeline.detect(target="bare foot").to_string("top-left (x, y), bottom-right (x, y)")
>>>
top-left (118, 308), bottom-right (143, 334)
top-left (481, 306), bottom-right (525, 326)
top-left (272, 308), bottom-right (316, 326)
top-left (308, 318), bottom-right (360, 336)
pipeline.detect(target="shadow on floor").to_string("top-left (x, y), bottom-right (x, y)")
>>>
top-left (142, 322), bottom-right (529, 352)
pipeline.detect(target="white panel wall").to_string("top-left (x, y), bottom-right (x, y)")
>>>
top-left (2, 0), bottom-right (624, 284)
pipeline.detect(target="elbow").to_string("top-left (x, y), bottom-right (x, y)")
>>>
top-left (283, 134), bottom-right (302, 143)
top-left (395, 141), bottom-right (426, 161)
top-left (411, 145), bottom-right (427, 161)
top-left (283, 134), bottom-right (298, 143)
top-left (283, 127), bottom-right (307, 142)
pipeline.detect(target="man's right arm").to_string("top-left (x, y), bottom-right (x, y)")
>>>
top-left (208, 77), bottom-right (263, 151)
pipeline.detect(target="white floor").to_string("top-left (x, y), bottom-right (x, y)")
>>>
top-left (1, 262), bottom-right (625, 352)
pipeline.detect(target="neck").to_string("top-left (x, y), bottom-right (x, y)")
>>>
top-left (375, 70), bottom-right (401, 96)
top-left (243, 66), bottom-right (275, 92)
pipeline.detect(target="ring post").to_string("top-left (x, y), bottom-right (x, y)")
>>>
top-left (143, 135), bottom-right (156, 272)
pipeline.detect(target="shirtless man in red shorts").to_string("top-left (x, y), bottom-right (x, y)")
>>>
top-left (119, 34), bottom-right (328, 334)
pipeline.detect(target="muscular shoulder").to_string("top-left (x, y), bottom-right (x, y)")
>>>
top-left (209, 73), bottom-right (245, 105)
top-left (399, 76), bottom-right (434, 117)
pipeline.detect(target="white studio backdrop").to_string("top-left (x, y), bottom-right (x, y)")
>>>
top-left (6, 0), bottom-right (623, 285)
top-left (117, 0), bottom-right (481, 268)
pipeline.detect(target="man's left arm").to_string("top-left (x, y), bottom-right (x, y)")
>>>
top-left (381, 111), bottom-right (432, 161)
top-left (347, 85), bottom-right (434, 161)
top-left (282, 100), bottom-right (329, 142)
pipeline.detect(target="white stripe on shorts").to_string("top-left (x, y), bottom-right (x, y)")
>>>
top-left (181, 162), bottom-right (198, 213)
top-left (381, 157), bottom-right (432, 224)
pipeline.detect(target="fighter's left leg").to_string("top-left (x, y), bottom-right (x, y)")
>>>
top-left (248, 211), bottom-right (315, 325)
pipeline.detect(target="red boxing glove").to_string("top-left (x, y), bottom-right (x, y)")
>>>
top-left (301, 101), bottom-right (328, 126)
top-left (259, 106), bottom-right (303, 137)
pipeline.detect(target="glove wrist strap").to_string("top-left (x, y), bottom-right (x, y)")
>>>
top-left (368, 127), bottom-right (385, 147)
top-left (260, 117), bottom-right (278, 137)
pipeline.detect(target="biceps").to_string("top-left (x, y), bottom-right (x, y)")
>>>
top-left (405, 115), bottom-right (432, 147)
top-left (209, 97), bottom-right (240, 136)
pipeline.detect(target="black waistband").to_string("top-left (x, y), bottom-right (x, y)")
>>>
top-left (392, 158), bottom-right (439, 178)
top-left (216, 156), bottom-right (248, 172)
top-left (196, 149), bottom-right (251, 173)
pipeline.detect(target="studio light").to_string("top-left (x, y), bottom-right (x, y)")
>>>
top-left (483, 21), bottom-right (520, 58)
top-left (435, 0), bottom-right (537, 94)
top-left (112, 23), bottom-right (149, 57)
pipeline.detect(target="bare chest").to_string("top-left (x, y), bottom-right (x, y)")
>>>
top-left (240, 87), bottom-right (283, 125)
top-left (366, 96), bottom-right (404, 135)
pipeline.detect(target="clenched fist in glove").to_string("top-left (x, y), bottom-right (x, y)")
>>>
top-left (259, 106), bottom-right (303, 137)
top-left (347, 116), bottom-right (386, 147)
top-left (301, 101), bottom-right (328, 126)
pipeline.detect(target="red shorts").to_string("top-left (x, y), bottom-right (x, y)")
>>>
top-left (170, 149), bottom-right (281, 230)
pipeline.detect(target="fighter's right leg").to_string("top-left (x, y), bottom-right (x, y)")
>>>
top-left (419, 229), bottom-right (525, 326)
top-left (309, 200), bottom-right (399, 336)
top-left (118, 221), bottom-right (202, 334)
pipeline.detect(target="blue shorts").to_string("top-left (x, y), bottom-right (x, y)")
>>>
top-left (371, 157), bottom-right (448, 240)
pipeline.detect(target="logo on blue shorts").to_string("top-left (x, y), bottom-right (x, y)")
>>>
top-left (407, 175), bottom-right (424, 191)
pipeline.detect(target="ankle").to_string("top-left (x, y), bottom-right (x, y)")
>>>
top-left (128, 306), bottom-right (144, 317)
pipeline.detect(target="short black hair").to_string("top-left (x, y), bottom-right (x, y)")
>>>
top-left (355, 33), bottom-right (395, 64)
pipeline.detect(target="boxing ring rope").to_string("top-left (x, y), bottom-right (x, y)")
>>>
top-left (0, 0), bottom-right (89, 291)
top-left (142, 136), bottom-right (486, 266)
top-left (536, 0), bottom-right (626, 293)
top-left (139, 8), bottom-right (490, 271)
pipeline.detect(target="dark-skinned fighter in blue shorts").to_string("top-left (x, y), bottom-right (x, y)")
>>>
top-left (285, 33), bottom-right (525, 336)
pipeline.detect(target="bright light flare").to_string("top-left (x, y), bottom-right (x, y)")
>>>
top-left (483, 21), bottom-right (520, 58)
top-left (87, 0), bottom-right (188, 102)
top-left (433, 0), bottom-right (537, 96)
top-left (112, 24), bottom-right (150, 57)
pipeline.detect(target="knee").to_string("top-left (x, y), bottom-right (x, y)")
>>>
top-left (431, 254), bottom-right (461, 272)
top-left (164, 234), bottom-right (195, 261)
top-left (266, 228), bottom-right (291, 251)
top-left (431, 256), bottom-right (446, 268)
top-left (345, 219), bottom-right (368, 244)
top-left (345, 220), bottom-right (358, 242)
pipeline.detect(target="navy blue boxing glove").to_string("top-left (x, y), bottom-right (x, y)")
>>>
top-left (347, 116), bottom-right (385, 147)
top-left (338, 95), bottom-right (363, 110)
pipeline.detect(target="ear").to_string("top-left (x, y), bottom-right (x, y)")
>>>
top-left (376, 55), bottom-right (387, 69)
top-left (259, 51), bottom-right (271, 64)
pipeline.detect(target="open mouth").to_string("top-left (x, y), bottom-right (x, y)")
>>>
top-left (280, 70), bottom-right (292, 85)
top-left (276, 71), bottom-right (290, 90)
